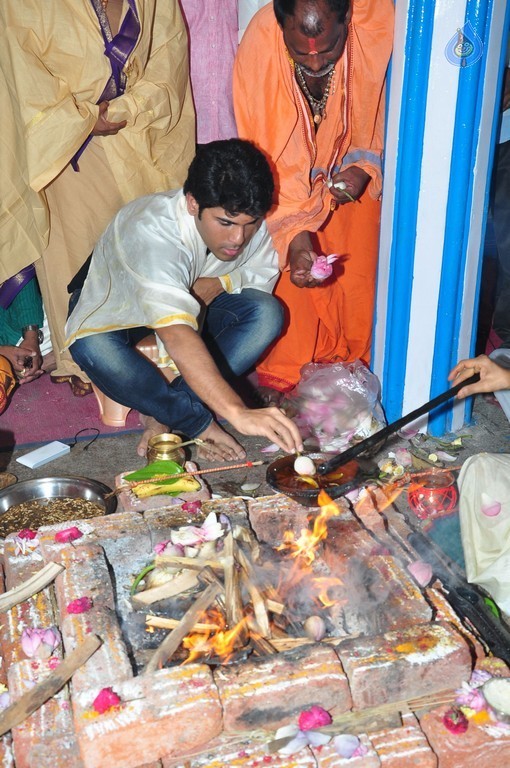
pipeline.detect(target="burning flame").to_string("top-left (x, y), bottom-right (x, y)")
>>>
top-left (276, 491), bottom-right (340, 565)
top-left (182, 608), bottom-right (249, 664)
top-left (312, 576), bottom-right (344, 608)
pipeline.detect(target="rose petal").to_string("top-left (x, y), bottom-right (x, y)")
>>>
top-left (67, 597), bottom-right (93, 614)
top-left (407, 560), bottom-right (433, 587)
top-left (92, 687), bottom-right (121, 714)
top-left (481, 493), bottom-right (502, 518)
top-left (298, 705), bottom-right (332, 731)
top-left (17, 529), bottom-right (38, 540)
top-left (333, 734), bottom-right (362, 759)
top-left (54, 527), bottom-right (83, 543)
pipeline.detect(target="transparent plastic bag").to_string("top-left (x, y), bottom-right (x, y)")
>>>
top-left (283, 360), bottom-right (385, 452)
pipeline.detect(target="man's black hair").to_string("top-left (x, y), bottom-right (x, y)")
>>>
top-left (183, 139), bottom-right (274, 218)
top-left (274, 0), bottom-right (350, 29)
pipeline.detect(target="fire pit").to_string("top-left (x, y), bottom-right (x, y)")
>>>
top-left (1, 486), bottom-right (510, 767)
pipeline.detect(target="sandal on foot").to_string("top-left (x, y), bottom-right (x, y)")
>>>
top-left (50, 373), bottom-right (92, 397)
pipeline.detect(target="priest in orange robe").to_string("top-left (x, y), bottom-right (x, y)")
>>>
top-left (234, 0), bottom-right (394, 403)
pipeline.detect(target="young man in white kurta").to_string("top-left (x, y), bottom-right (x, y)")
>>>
top-left (65, 140), bottom-right (302, 460)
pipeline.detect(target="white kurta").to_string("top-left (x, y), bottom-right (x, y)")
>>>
top-left (65, 190), bottom-right (279, 362)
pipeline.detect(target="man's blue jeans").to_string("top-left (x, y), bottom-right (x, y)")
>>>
top-left (69, 288), bottom-right (283, 437)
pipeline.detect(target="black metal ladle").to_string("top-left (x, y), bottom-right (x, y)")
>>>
top-left (316, 372), bottom-right (480, 475)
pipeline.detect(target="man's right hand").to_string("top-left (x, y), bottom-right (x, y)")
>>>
top-left (0, 344), bottom-right (42, 382)
top-left (288, 231), bottom-right (324, 288)
top-left (92, 101), bottom-right (127, 136)
top-left (448, 354), bottom-right (510, 397)
top-left (229, 405), bottom-right (303, 454)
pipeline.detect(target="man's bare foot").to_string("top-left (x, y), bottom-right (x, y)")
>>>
top-left (197, 421), bottom-right (246, 462)
top-left (137, 414), bottom-right (169, 457)
top-left (42, 350), bottom-right (57, 374)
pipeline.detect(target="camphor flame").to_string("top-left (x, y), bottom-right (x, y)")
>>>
top-left (182, 607), bottom-right (249, 665)
top-left (276, 490), bottom-right (340, 565)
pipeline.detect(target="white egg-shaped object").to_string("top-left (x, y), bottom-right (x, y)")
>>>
top-left (294, 455), bottom-right (317, 476)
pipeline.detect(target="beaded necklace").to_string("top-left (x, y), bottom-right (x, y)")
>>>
top-left (294, 63), bottom-right (335, 125)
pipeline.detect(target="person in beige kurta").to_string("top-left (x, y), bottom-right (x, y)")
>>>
top-left (0, 0), bottom-right (195, 394)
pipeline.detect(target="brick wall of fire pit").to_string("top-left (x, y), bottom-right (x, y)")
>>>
top-left (1, 493), bottom-right (510, 767)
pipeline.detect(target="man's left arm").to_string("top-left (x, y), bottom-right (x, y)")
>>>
top-left (330, 0), bottom-right (394, 202)
top-left (106, 0), bottom-right (193, 134)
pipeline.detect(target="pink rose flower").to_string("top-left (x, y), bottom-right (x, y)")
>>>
top-left (55, 526), bottom-right (83, 543)
top-left (21, 627), bottom-right (60, 659)
top-left (298, 705), bottom-right (332, 731)
top-left (310, 254), bottom-right (339, 281)
top-left (17, 529), bottom-right (38, 539)
top-left (67, 597), bottom-right (93, 614)
top-left (182, 500), bottom-right (203, 514)
top-left (92, 687), bottom-right (121, 714)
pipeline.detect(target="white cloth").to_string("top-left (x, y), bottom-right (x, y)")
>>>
top-left (65, 190), bottom-right (279, 355)
top-left (459, 453), bottom-right (510, 614)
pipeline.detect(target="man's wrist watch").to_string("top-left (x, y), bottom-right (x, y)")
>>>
top-left (22, 325), bottom-right (44, 345)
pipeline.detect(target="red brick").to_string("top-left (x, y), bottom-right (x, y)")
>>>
top-left (53, 544), bottom-right (116, 611)
top-left (312, 733), bottom-right (380, 767)
top-left (0, 733), bottom-right (15, 767)
top-left (328, 555), bottom-right (432, 638)
top-left (60, 607), bottom-right (132, 692)
top-left (247, 495), bottom-right (313, 545)
top-left (420, 704), bottom-right (510, 768)
top-left (337, 622), bottom-right (472, 709)
top-left (165, 739), bottom-right (316, 766)
top-left (38, 512), bottom-right (151, 565)
top-left (0, 589), bottom-right (58, 668)
top-left (8, 658), bottom-right (74, 768)
top-left (214, 643), bottom-right (351, 733)
top-left (424, 585), bottom-right (486, 659)
top-left (73, 664), bottom-right (222, 768)
top-left (322, 515), bottom-right (378, 567)
top-left (351, 489), bottom-right (388, 536)
top-left (2, 535), bottom-right (45, 590)
top-left (19, 734), bottom-right (84, 768)
top-left (369, 712), bottom-right (437, 767)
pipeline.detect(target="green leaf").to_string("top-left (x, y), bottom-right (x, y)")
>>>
top-left (124, 460), bottom-right (184, 482)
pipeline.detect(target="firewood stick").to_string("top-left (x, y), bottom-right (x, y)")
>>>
top-left (146, 616), bottom-right (220, 632)
top-left (0, 634), bottom-right (102, 737)
top-left (224, 535), bottom-right (248, 646)
top-left (265, 598), bottom-right (285, 615)
top-left (155, 554), bottom-right (223, 571)
top-left (232, 524), bottom-right (261, 562)
top-left (250, 632), bottom-right (278, 656)
top-left (0, 562), bottom-right (65, 613)
top-left (131, 570), bottom-right (199, 607)
top-left (197, 566), bottom-right (226, 612)
top-left (237, 548), bottom-right (270, 638)
top-left (145, 582), bottom-right (222, 673)
top-left (267, 686), bottom-right (458, 753)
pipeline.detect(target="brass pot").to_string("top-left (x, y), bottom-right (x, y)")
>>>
top-left (146, 433), bottom-right (186, 465)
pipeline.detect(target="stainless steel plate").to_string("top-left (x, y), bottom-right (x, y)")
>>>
top-left (0, 476), bottom-right (117, 516)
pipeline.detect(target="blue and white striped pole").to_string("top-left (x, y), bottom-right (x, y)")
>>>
top-left (374, 0), bottom-right (509, 434)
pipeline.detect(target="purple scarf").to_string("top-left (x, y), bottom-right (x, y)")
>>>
top-left (72, 0), bottom-right (140, 170)
top-left (0, 265), bottom-right (36, 310)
